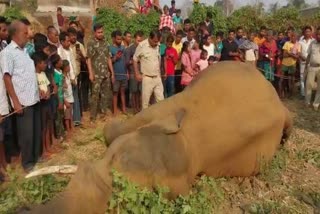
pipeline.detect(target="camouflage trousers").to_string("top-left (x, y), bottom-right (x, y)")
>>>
top-left (90, 77), bottom-right (112, 121)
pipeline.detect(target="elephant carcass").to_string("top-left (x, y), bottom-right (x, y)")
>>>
top-left (27, 61), bottom-right (292, 214)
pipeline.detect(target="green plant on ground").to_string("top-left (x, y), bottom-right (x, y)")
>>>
top-left (107, 170), bottom-right (224, 213)
top-left (296, 148), bottom-right (320, 168)
top-left (294, 189), bottom-right (320, 211)
top-left (258, 147), bottom-right (288, 183)
top-left (0, 170), bottom-right (69, 214)
top-left (247, 200), bottom-right (292, 214)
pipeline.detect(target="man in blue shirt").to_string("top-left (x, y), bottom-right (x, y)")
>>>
top-left (110, 30), bottom-right (128, 115)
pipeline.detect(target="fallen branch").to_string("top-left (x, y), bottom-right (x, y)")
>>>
top-left (25, 165), bottom-right (78, 179)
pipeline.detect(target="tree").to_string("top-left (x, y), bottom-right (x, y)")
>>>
top-left (269, 2), bottom-right (278, 14)
top-left (189, 4), bottom-right (227, 34)
top-left (214, 0), bottom-right (223, 8)
top-left (288, 0), bottom-right (308, 9)
top-left (255, 2), bottom-right (265, 15)
top-left (227, 6), bottom-right (265, 32)
top-left (266, 7), bottom-right (302, 32)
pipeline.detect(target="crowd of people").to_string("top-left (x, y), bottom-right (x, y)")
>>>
top-left (0, 3), bottom-right (319, 182)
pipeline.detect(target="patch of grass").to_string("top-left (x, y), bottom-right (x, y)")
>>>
top-left (296, 148), bottom-right (320, 168)
top-left (0, 169), bottom-right (69, 214)
top-left (246, 200), bottom-right (292, 214)
top-left (259, 148), bottom-right (288, 183)
top-left (294, 189), bottom-right (320, 211)
top-left (107, 170), bottom-right (225, 214)
top-left (94, 129), bottom-right (105, 144)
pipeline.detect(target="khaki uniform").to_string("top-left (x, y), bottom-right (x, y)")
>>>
top-left (133, 39), bottom-right (164, 109)
top-left (87, 38), bottom-right (112, 120)
top-left (306, 40), bottom-right (320, 108)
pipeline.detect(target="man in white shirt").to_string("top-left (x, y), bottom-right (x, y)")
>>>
top-left (1, 21), bottom-right (41, 172)
top-left (57, 32), bottom-right (77, 83)
top-left (181, 27), bottom-right (196, 48)
top-left (299, 26), bottom-right (314, 97)
top-left (305, 28), bottom-right (320, 111)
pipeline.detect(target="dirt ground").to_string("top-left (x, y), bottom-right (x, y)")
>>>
top-left (21, 97), bottom-right (320, 214)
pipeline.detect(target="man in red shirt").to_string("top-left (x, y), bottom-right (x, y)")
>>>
top-left (165, 35), bottom-right (178, 97)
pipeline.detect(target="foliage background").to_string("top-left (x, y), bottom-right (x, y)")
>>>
top-left (94, 4), bottom-right (320, 39)
top-left (96, 8), bottom-right (160, 42)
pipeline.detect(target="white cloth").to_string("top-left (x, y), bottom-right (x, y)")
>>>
top-left (58, 47), bottom-right (76, 81)
top-left (37, 72), bottom-right (50, 93)
top-left (0, 41), bottom-right (39, 107)
top-left (0, 74), bottom-right (9, 115)
top-left (63, 74), bottom-right (74, 103)
top-left (181, 37), bottom-right (195, 49)
top-left (203, 43), bottom-right (215, 59)
top-left (300, 63), bottom-right (306, 96)
top-left (245, 49), bottom-right (256, 62)
top-left (196, 59), bottom-right (209, 71)
top-left (307, 40), bottom-right (320, 65)
top-left (299, 37), bottom-right (314, 62)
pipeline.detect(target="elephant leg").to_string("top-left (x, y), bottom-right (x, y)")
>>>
top-left (282, 107), bottom-right (293, 144)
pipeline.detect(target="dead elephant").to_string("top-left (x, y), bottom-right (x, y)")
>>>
top-left (26, 61), bottom-right (292, 214)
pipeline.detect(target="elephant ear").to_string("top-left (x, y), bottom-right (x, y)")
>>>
top-left (140, 108), bottom-right (186, 135)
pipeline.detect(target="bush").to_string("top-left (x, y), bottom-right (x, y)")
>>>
top-left (96, 8), bottom-right (160, 42)
top-left (189, 4), bottom-right (227, 34)
top-left (188, 4), bottom-right (306, 35)
top-left (107, 170), bottom-right (225, 214)
top-left (266, 7), bottom-right (302, 33)
top-left (227, 6), bottom-right (265, 32)
top-left (3, 7), bottom-right (25, 22)
top-left (0, 172), bottom-right (69, 214)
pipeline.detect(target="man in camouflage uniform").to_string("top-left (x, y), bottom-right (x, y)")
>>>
top-left (87, 23), bottom-right (114, 122)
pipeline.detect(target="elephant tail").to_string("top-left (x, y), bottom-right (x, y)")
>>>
top-left (281, 107), bottom-right (293, 145)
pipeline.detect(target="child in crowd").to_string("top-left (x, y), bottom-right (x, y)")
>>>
top-left (281, 33), bottom-right (301, 98)
top-left (214, 32), bottom-right (224, 61)
top-left (190, 40), bottom-right (201, 70)
top-left (110, 30), bottom-right (128, 115)
top-left (52, 54), bottom-right (65, 142)
top-left (208, 56), bottom-right (215, 66)
top-left (165, 35), bottom-right (179, 98)
top-left (62, 60), bottom-right (74, 132)
top-left (173, 30), bottom-right (184, 94)
top-left (239, 32), bottom-right (259, 66)
top-left (173, 9), bottom-right (183, 27)
top-left (196, 49), bottom-right (209, 73)
top-left (202, 35), bottom-right (215, 59)
top-left (33, 52), bottom-right (53, 159)
top-left (181, 41), bottom-right (195, 89)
